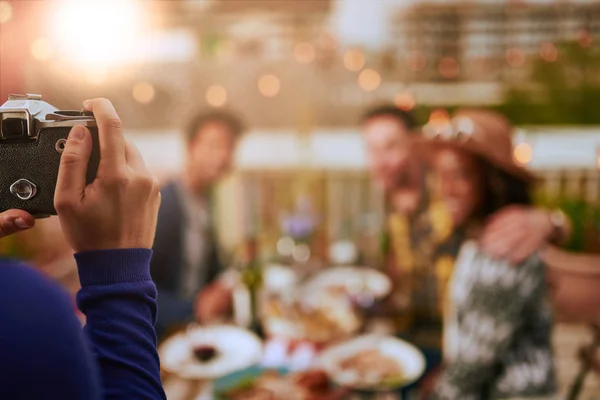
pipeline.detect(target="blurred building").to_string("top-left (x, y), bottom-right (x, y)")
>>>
top-left (388, 1), bottom-right (600, 103)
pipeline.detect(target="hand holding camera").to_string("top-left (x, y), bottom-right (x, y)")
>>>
top-left (55, 98), bottom-right (161, 252)
top-left (0, 95), bottom-right (160, 252)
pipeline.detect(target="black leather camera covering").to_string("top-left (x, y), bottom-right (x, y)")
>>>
top-left (0, 126), bottom-right (100, 216)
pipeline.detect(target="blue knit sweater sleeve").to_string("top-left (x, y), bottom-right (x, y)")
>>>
top-left (75, 249), bottom-right (166, 400)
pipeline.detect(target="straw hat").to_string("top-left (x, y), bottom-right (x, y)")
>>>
top-left (421, 109), bottom-right (536, 183)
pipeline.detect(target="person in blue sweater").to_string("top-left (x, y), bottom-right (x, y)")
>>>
top-left (0, 98), bottom-right (166, 399)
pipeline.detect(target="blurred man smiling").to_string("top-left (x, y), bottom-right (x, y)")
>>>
top-left (151, 110), bottom-right (245, 338)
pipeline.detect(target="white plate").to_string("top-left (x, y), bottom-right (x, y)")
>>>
top-left (159, 325), bottom-right (263, 380)
top-left (303, 266), bottom-right (392, 300)
top-left (317, 334), bottom-right (426, 391)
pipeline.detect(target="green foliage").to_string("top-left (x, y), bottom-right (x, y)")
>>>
top-left (534, 191), bottom-right (600, 252)
top-left (498, 41), bottom-right (600, 125)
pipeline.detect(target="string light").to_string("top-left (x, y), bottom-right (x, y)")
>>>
top-left (293, 42), bottom-right (316, 64)
top-left (31, 38), bottom-right (54, 61)
top-left (394, 92), bottom-right (416, 111)
top-left (438, 57), bottom-right (460, 79)
top-left (0, 1), bottom-right (12, 24)
top-left (205, 85), bottom-right (227, 107)
top-left (358, 68), bottom-right (381, 92)
top-left (258, 74), bottom-right (280, 97)
top-left (132, 82), bottom-right (155, 104)
top-left (343, 49), bottom-right (365, 72)
top-left (407, 51), bottom-right (427, 72)
top-left (513, 143), bottom-right (533, 165)
top-left (506, 48), bottom-right (525, 68)
top-left (429, 109), bottom-right (450, 125)
top-left (540, 42), bottom-right (558, 62)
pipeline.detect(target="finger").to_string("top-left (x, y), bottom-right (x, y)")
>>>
top-left (125, 140), bottom-right (149, 173)
top-left (0, 210), bottom-right (34, 238)
top-left (481, 229), bottom-right (521, 255)
top-left (83, 98), bottom-right (126, 176)
top-left (55, 125), bottom-right (92, 206)
top-left (483, 210), bottom-right (523, 233)
top-left (480, 219), bottom-right (523, 248)
top-left (483, 209), bottom-right (525, 238)
top-left (508, 236), bottom-right (542, 265)
top-left (480, 235), bottom-right (515, 260)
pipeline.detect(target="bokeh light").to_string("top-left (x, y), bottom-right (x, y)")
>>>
top-left (429, 109), bottom-right (450, 127)
top-left (513, 143), bottom-right (533, 165)
top-left (438, 57), bottom-right (460, 79)
top-left (540, 42), bottom-right (558, 62)
top-left (577, 29), bottom-right (593, 48)
top-left (258, 74), bottom-right (281, 97)
top-left (132, 82), bottom-right (156, 104)
top-left (394, 92), bottom-right (416, 111)
top-left (407, 51), bottom-right (427, 72)
top-left (276, 237), bottom-right (295, 257)
top-left (506, 47), bottom-right (526, 68)
top-left (0, 1), bottom-right (12, 24)
top-left (358, 68), bottom-right (381, 91)
top-left (30, 38), bottom-right (54, 61)
top-left (293, 42), bottom-right (316, 64)
top-left (343, 49), bottom-right (366, 71)
top-left (49, 0), bottom-right (145, 67)
top-left (206, 85), bottom-right (228, 107)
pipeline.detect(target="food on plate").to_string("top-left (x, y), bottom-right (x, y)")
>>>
top-left (337, 349), bottom-right (405, 387)
top-left (193, 345), bottom-right (218, 362)
top-left (262, 294), bottom-right (360, 343)
top-left (220, 370), bottom-right (344, 400)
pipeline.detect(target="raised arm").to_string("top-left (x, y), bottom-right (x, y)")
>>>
top-left (480, 205), bottom-right (571, 265)
top-left (76, 249), bottom-right (164, 399)
top-left (55, 98), bottom-right (165, 399)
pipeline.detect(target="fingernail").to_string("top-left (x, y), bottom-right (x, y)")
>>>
top-left (14, 218), bottom-right (31, 230)
top-left (70, 125), bottom-right (86, 140)
top-left (82, 99), bottom-right (91, 109)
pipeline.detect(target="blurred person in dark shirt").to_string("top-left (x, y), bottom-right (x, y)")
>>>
top-left (151, 110), bottom-right (244, 338)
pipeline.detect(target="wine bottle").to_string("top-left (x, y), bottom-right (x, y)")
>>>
top-left (239, 237), bottom-right (264, 337)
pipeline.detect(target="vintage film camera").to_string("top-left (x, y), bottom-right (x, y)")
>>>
top-left (0, 94), bottom-right (100, 217)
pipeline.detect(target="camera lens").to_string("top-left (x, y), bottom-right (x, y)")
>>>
top-left (1, 118), bottom-right (27, 139)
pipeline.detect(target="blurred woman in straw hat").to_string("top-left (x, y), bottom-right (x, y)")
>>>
top-left (421, 109), bottom-right (557, 399)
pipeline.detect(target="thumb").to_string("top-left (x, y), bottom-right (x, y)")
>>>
top-left (55, 125), bottom-right (92, 210)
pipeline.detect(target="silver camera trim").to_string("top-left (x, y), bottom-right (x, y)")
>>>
top-left (0, 94), bottom-right (97, 140)
top-left (10, 179), bottom-right (38, 201)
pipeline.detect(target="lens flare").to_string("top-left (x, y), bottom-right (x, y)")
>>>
top-left (0, 1), bottom-right (12, 24)
top-left (49, 0), bottom-right (145, 67)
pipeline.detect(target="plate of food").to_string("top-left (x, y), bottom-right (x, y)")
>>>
top-left (159, 325), bottom-right (263, 380)
top-left (317, 334), bottom-right (426, 391)
top-left (262, 291), bottom-right (361, 345)
top-left (215, 367), bottom-right (346, 400)
top-left (302, 266), bottom-right (392, 303)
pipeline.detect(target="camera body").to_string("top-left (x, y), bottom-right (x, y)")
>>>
top-left (0, 94), bottom-right (99, 217)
